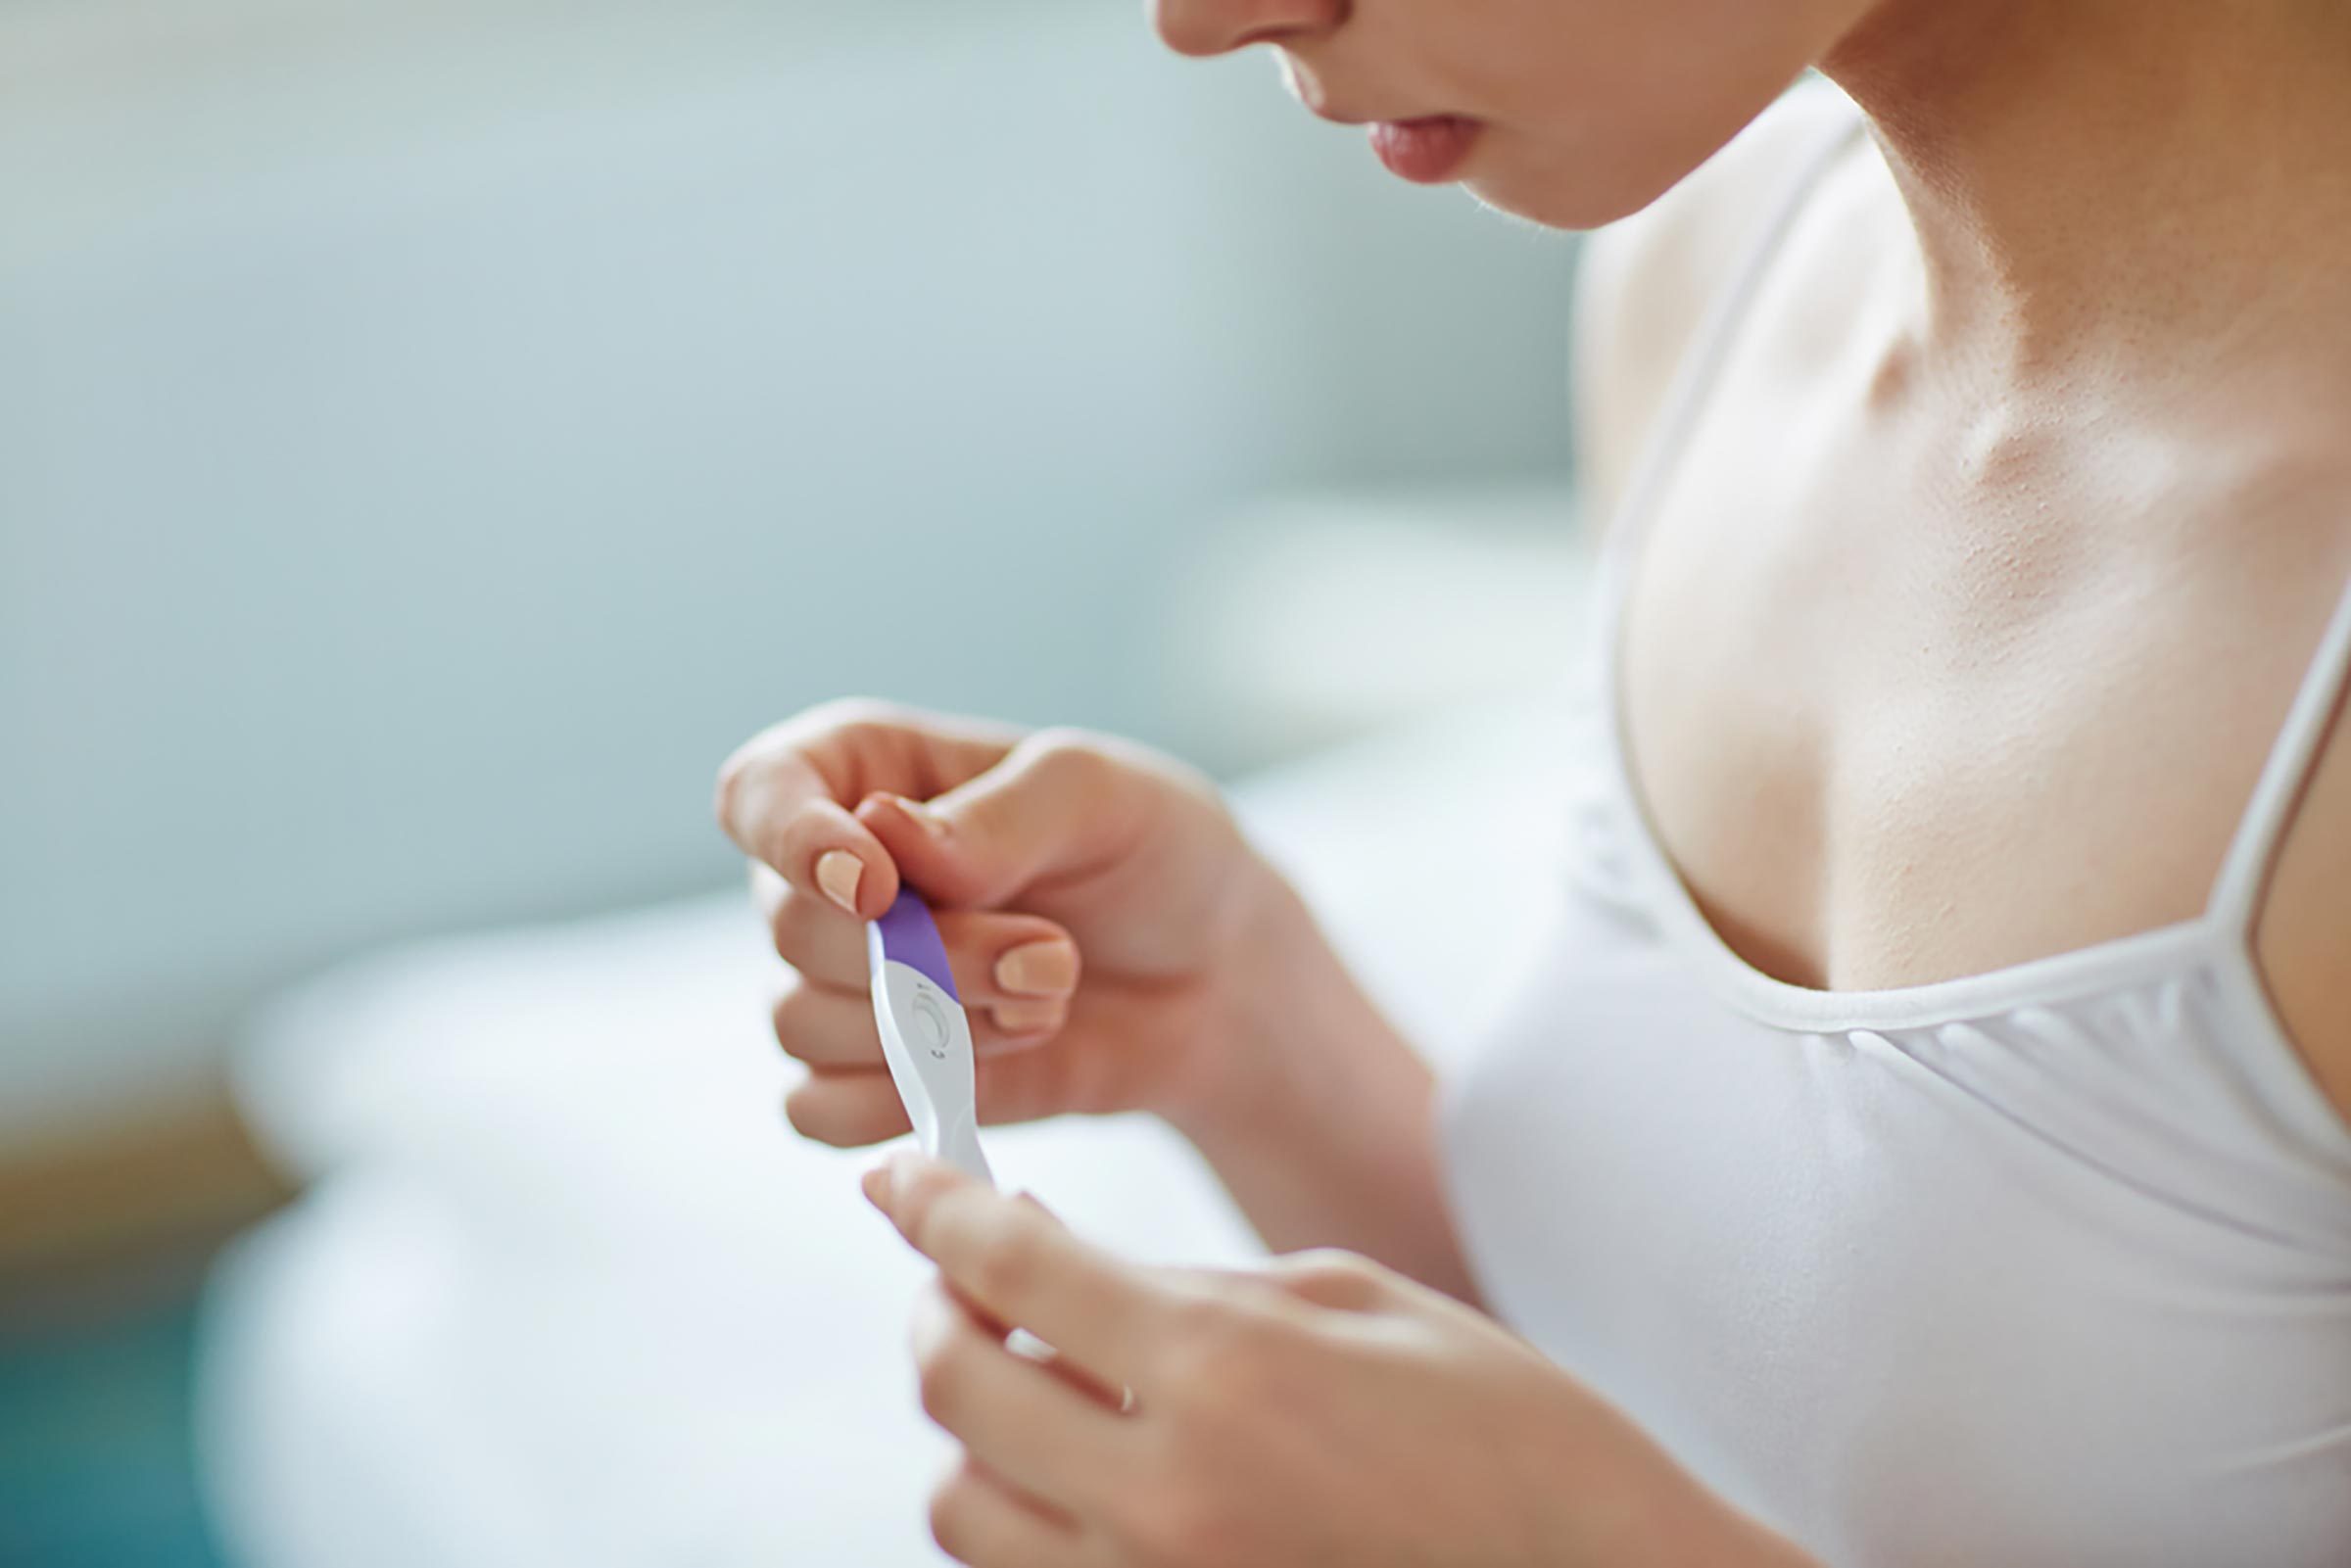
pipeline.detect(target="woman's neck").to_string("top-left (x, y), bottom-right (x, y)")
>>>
top-left (1824, 0), bottom-right (2351, 386)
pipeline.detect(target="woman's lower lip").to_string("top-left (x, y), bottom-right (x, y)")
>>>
top-left (1367, 117), bottom-right (1481, 184)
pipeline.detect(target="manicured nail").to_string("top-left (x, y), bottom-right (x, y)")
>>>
top-left (816, 850), bottom-right (863, 915)
top-left (990, 999), bottom-right (1063, 1035)
top-left (994, 939), bottom-right (1078, 997)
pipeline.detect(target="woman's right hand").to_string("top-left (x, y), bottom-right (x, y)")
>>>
top-left (714, 698), bottom-right (1295, 1149)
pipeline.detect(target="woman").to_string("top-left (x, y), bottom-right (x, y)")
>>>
top-left (716, 2), bottom-right (2351, 1562)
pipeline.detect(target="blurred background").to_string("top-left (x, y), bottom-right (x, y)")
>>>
top-left (0, 0), bottom-right (1585, 1561)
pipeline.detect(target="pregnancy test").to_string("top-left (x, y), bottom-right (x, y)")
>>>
top-left (866, 887), bottom-right (994, 1185)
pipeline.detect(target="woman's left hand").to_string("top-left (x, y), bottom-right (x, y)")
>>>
top-left (863, 1153), bottom-right (1815, 1568)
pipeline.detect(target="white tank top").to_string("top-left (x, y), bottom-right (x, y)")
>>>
top-left (1439, 110), bottom-right (2351, 1568)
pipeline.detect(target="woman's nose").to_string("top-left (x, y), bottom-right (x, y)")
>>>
top-left (1150, 0), bottom-right (1345, 60)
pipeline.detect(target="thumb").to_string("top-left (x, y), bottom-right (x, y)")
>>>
top-left (854, 731), bottom-right (1144, 909)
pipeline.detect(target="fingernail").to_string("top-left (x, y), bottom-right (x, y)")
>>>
top-left (990, 999), bottom-right (1063, 1035)
top-left (994, 939), bottom-right (1078, 997)
top-left (860, 1163), bottom-right (889, 1210)
top-left (815, 850), bottom-right (863, 915)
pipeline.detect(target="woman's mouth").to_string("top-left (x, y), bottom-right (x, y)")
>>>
top-left (1367, 117), bottom-right (1482, 184)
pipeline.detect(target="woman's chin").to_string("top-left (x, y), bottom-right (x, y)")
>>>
top-left (1463, 175), bottom-right (1645, 234)
top-left (1462, 145), bottom-right (1689, 233)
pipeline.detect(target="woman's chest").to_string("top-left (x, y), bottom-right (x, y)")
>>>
top-left (1611, 378), bottom-right (2323, 993)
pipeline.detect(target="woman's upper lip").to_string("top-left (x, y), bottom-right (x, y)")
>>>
top-left (1306, 102), bottom-right (1438, 127)
top-left (1281, 59), bottom-right (1450, 127)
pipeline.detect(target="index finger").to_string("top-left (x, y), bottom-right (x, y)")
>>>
top-left (713, 701), bottom-right (1020, 915)
top-left (868, 1153), bottom-right (1161, 1390)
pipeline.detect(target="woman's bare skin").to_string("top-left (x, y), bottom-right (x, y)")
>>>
top-left (1589, 14), bottom-right (2351, 1113)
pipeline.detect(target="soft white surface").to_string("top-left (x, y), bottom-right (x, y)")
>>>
top-left (197, 691), bottom-right (1581, 1568)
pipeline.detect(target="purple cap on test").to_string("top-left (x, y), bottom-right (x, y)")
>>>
top-left (872, 888), bottom-right (960, 1001)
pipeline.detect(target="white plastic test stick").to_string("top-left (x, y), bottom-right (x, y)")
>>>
top-left (865, 887), bottom-right (994, 1186)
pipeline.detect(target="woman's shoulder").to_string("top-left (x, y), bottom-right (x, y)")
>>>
top-left (1572, 77), bottom-right (1864, 529)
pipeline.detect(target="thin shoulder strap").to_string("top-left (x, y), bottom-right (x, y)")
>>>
top-left (1597, 102), bottom-right (1869, 586)
top-left (2209, 576), bottom-right (2351, 927)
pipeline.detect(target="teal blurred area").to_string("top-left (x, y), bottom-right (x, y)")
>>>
top-left (0, 0), bottom-right (1576, 1147)
top-left (0, 2), bottom-right (1583, 1561)
top-left (0, 1294), bottom-right (227, 1568)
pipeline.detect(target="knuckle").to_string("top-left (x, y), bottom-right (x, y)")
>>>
top-left (768, 981), bottom-right (822, 1062)
top-left (711, 749), bottom-right (751, 830)
top-left (781, 1081), bottom-right (862, 1147)
top-left (779, 1087), bottom-right (829, 1144)
top-left (1125, 1474), bottom-right (1236, 1566)
top-left (916, 1348), bottom-right (970, 1429)
top-left (1025, 727), bottom-right (1115, 784)
top-left (712, 733), bottom-right (783, 841)
top-left (927, 1469), bottom-right (978, 1560)
top-left (896, 1162), bottom-right (973, 1245)
top-left (1155, 1296), bottom-right (1271, 1400)
top-left (1274, 1248), bottom-right (1385, 1308)
top-left (748, 859), bottom-right (788, 917)
top-left (808, 695), bottom-right (915, 755)
top-left (968, 1216), bottom-right (1046, 1306)
top-left (766, 887), bottom-right (818, 964)
top-left (801, 693), bottom-right (900, 736)
top-left (718, 697), bottom-right (908, 835)
top-left (714, 740), bottom-right (795, 859)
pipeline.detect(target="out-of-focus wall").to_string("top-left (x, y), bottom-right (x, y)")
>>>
top-left (0, 0), bottom-right (1576, 1138)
